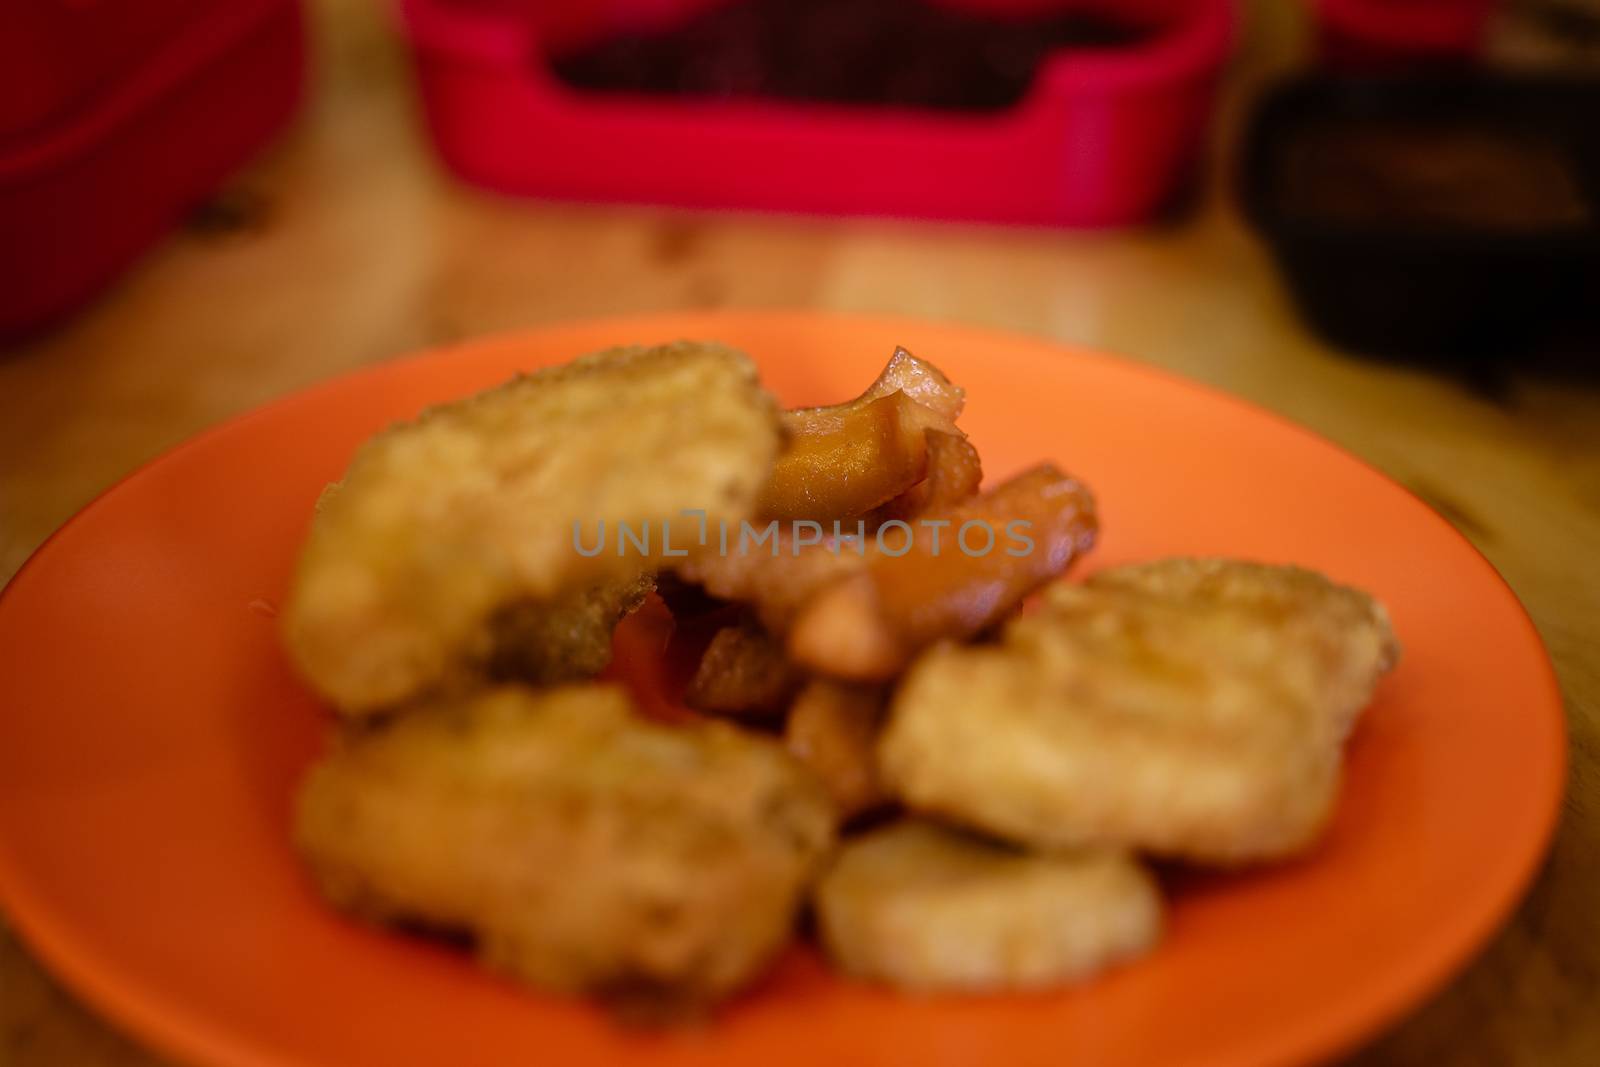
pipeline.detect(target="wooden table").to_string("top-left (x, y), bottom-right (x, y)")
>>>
top-left (3, 1), bottom-right (1597, 1064)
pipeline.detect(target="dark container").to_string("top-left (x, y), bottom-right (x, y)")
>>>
top-left (1240, 74), bottom-right (1600, 361)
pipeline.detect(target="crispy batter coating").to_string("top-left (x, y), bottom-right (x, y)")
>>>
top-left (880, 561), bottom-right (1398, 865)
top-left (758, 347), bottom-right (964, 522)
top-left (784, 681), bottom-right (889, 819)
top-left (295, 685), bottom-right (836, 1012)
top-left (815, 821), bottom-right (1161, 991)
top-left (685, 621), bottom-right (799, 717)
top-left (284, 342), bottom-right (781, 716)
top-left (1087, 558), bottom-right (1400, 744)
top-left (788, 465), bottom-right (1098, 683)
top-left (485, 572), bottom-right (655, 686)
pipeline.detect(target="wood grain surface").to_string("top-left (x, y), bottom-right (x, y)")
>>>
top-left (2, 1), bottom-right (1597, 1064)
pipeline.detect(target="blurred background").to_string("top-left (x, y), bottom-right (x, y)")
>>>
top-left (2, 1), bottom-right (1599, 1064)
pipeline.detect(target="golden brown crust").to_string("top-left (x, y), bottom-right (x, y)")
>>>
top-left (295, 684), bottom-right (836, 1012)
top-left (1087, 558), bottom-right (1400, 743)
top-left (815, 821), bottom-right (1161, 991)
top-left (283, 342), bottom-right (781, 716)
top-left (880, 560), bottom-right (1398, 865)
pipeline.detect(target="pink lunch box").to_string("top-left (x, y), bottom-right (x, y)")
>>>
top-left (0, 0), bottom-right (305, 338)
top-left (396, 0), bottom-right (1237, 226)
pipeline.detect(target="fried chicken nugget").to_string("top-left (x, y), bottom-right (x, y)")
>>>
top-left (758, 347), bottom-right (965, 522)
top-left (1087, 558), bottom-right (1399, 744)
top-left (784, 680), bottom-right (889, 819)
top-left (787, 465), bottom-right (1098, 683)
top-left (284, 342), bottom-right (781, 716)
top-left (295, 684), bottom-right (836, 1012)
top-left (880, 562), bottom-right (1399, 865)
top-left (815, 821), bottom-right (1161, 992)
top-left (685, 620), bottom-right (799, 717)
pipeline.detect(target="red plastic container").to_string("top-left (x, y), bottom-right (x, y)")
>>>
top-left (396, 0), bottom-right (1236, 226)
top-left (0, 0), bottom-right (305, 338)
top-left (1314, 0), bottom-right (1497, 68)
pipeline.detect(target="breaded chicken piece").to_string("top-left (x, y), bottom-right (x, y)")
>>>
top-left (880, 561), bottom-right (1399, 865)
top-left (1087, 558), bottom-right (1399, 744)
top-left (284, 342), bottom-right (781, 716)
top-left (815, 821), bottom-right (1160, 991)
top-left (485, 571), bottom-right (655, 686)
top-left (295, 685), bottom-right (835, 1013)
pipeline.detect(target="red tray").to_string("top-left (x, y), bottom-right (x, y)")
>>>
top-left (396, 0), bottom-right (1236, 226)
top-left (0, 0), bottom-right (305, 338)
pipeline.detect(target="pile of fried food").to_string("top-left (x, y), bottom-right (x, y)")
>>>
top-left (284, 341), bottom-right (1399, 1016)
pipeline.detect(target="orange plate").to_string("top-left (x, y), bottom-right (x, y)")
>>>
top-left (0, 313), bottom-right (1565, 1067)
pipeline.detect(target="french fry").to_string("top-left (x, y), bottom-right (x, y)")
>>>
top-left (758, 348), bottom-right (965, 522)
top-left (784, 680), bottom-right (889, 820)
top-left (677, 527), bottom-right (866, 632)
top-left (870, 429), bottom-right (983, 524)
top-left (864, 346), bottom-right (966, 422)
top-left (787, 465), bottom-right (1098, 683)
